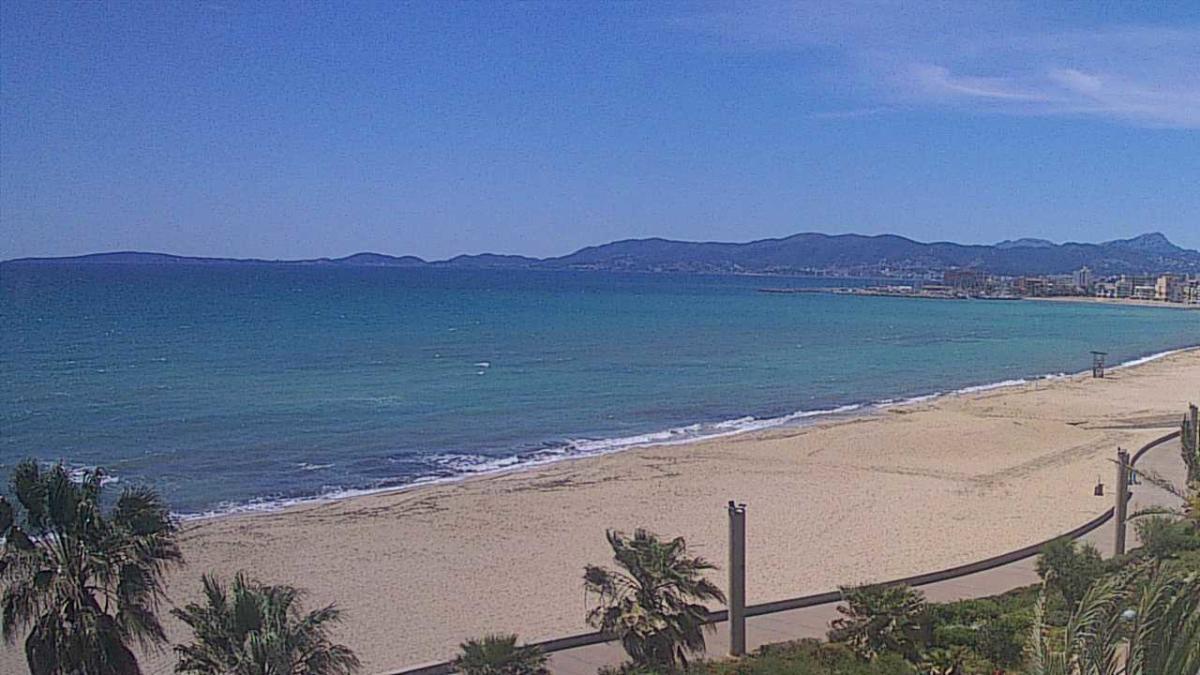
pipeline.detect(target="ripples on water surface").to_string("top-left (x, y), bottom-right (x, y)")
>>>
top-left (2, 265), bottom-right (1197, 515)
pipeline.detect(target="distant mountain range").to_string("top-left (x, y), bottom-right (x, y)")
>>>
top-left (6, 232), bottom-right (1199, 277)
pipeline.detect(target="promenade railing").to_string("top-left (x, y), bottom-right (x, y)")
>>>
top-left (384, 429), bottom-right (1182, 675)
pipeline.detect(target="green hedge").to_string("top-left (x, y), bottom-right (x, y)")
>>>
top-left (689, 640), bottom-right (916, 675)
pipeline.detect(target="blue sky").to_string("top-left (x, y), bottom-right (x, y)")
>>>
top-left (2, 1), bottom-right (1198, 260)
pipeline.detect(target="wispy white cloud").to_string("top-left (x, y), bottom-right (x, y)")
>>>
top-left (681, 4), bottom-right (1200, 129)
top-left (905, 65), bottom-right (1051, 102)
top-left (808, 107), bottom-right (898, 120)
top-left (894, 60), bottom-right (1200, 128)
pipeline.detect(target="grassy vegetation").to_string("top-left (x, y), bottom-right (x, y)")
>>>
top-left (925, 585), bottom-right (1038, 672)
top-left (690, 640), bottom-right (916, 675)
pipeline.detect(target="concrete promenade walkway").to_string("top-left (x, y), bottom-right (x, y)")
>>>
top-left (546, 430), bottom-right (1185, 675)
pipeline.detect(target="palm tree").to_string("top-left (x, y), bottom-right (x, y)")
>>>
top-left (453, 634), bottom-right (547, 675)
top-left (1026, 563), bottom-right (1200, 675)
top-left (827, 583), bottom-right (927, 662)
top-left (583, 528), bottom-right (725, 670)
top-left (172, 572), bottom-right (360, 675)
top-left (0, 459), bottom-right (182, 675)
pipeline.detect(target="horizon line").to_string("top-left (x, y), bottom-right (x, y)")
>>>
top-left (0, 229), bottom-right (1184, 265)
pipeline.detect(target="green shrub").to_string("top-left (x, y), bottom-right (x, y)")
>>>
top-left (597, 665), bottom-right (663, 675)
top-left (974, 612), bottom-right (1031, 668)
top-left (927, 603), bottom-right (988, 629)
top-left (827, 584), bottom-right (928, 662)
top-left (930, 624), bottom-right (976, 649)
top-left (919, 646), bottom-right (988, 675)
top-left (690, 639), bottom-right (917, 675)
top-left (945, 584), bottom-right (1038, 616)
top-left (1035, 538), bottom-right (1104, 612)
top-left (1134, 515), bottom-right (1200, 560)
top-left (922, 587), bottom-right (1034, 670)
top-left (453, 634), bottom-right (547, 675)
top-left (1167, 547), bottom-right (1200, 573)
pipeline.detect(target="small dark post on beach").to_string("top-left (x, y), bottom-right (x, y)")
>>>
top-left (1114, 448), bottom-right (1130, 556)
top-left (1091, 351), bottom-right (1107, 379)
top-left (727, 500), bottom-right (747, 657)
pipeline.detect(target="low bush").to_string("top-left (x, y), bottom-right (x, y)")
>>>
top-left (454, 634), bottom-right (547, 675)
top-left (1133, 515), bottom-right (1200, 560)
top-left (974, 612), bottom-right (1031, 668)
top-left (827, 584), bottom-right (927, 662)
top-left (1167, 547), bottom-right (1200, 573)
top-left (930, 624), bottom-right (976, 650)
top-left (924, 585), bottom-right (1036, 670)
top-left (690, 640), bottom-right (917, 675)
top-left (1034, 538), bottom-right (1105, 612)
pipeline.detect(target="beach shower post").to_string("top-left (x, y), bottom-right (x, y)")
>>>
top-left (727, 500), bottom-right (747, 657)
top-left (1114, 448), bottom-right (1130, 556)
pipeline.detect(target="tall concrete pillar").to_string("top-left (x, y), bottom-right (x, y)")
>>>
top-left (1114, 448), bottom-right (1130, 556)
top-left (727, 501), bottom-right (746, 657)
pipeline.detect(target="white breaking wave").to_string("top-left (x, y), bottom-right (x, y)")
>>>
top-left (955, 379), bottom-right (1030, 394)
top-left (296, 462), bottom-right (334, 471)
top-left (176, 343), bottom-right (1199, 521)
top-left (875, 392), bottom-right (942, 408)
top-left (1109, 345), bottom-right (1194, 371)
top-left (67, 465), bottom-right (120, 487)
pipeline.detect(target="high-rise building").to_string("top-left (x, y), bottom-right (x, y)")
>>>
top-left (1072, 266), bottom-right (1093, 293)
top-left (1183, 278), bottom-right (1200, 305)
top-left (1155, 274), bottom-right (1185, 302)
top-left (1115, 277), bottom-right (1131, 298)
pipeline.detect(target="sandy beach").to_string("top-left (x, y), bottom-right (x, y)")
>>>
top-left (5, 348), bottom-right (1199, 674)
top-left (1023, 296), bottom-right (1200, 310)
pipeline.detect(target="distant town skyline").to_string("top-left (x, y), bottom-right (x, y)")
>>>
top-left (3, 2), bottom-right (1199, 260)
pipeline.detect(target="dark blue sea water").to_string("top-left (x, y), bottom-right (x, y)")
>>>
top-left (2, 264), bottom-right (1197, 515)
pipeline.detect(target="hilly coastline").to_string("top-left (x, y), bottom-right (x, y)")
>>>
top-left (6, 231), bottom-right (1199, 277)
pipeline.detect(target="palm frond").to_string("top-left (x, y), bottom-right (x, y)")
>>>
top-left (584, 528), bottom-right (723, 670)
top-left (1029, 561), bottom-right (1200, 675)
top-left (10, 460), bottom-right (47, 531)
top-left (1, 458), bottom-right (182, 675)
top-left (173, 572), bottom-right (360, 675)
top-left (0, 497), bottom-right (14, 536)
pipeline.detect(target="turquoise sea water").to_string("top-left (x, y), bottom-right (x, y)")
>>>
top-left (2, 264), bottom-right (1197, 515)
